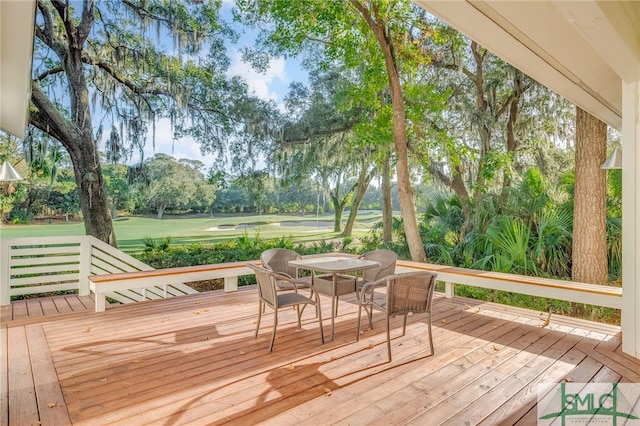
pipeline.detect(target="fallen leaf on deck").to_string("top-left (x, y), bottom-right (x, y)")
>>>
top-left (367, 344), bottom-right (374, 349)
top-left (193, 310), bottom-right (202, 315)
top-left (288, 364), bottom-right (295, 370)
top-left (47, 403), bottom-right (56, 408)
top-left (465, 304), bottom-right (471, 310)
top-left (196, 300), bottom-right (202, 304)
top-left (98, 378), bottom-right (108, 382)
top-left (492, 344), bottom-right (499, 351)
top-left (85, 327), bottom-right (92, 332)
top-left (240, 351), bottom-right (246, 355)
top-left (323, 387), bottom-right (332, 396)
top-left (163, 316), bottom-right (170, 322)
top-left (441, 319), bottom-right (447, 324)
top-left (562, 378), bottom-right (574, 382)
top-left (132, 360), bottom-right (142, 363)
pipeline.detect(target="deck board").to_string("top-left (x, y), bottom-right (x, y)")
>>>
top-left (3, 286), bottom-right (638, 425)
top-left (0, 327), bottom-right (8, 426)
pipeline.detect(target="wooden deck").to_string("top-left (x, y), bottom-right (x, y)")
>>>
top-left (2, 286), bottom-right (639, 425)
top-left (0, 294), bottom-right (109, 324)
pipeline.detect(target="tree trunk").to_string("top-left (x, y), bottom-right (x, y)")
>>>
top-left (330, 195), bottom-right (345, 232)
top-left (29, 2), bottom-right (116, 247)
top-left (351, 0), bottom-right (426, 262)
top-left (31, 84), bottom-right (117, 247)
top-left (382, 150), bottom-right (393, 243)
top-left (157, 205), bottom-right (165, 219)
top-left (343, 161), bottom-right (375, 237)
top-left (572, 107), bottom-right (608, 284)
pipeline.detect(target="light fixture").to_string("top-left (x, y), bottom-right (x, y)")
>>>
top-left (0, 161), bottom-right (23, 181)
top-left (601, 147), bottom-right (622, 170)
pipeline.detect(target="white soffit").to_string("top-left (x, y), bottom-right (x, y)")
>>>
top-left (413, 0), bottom-right (639, 130)
top-left (0, 0), bottom-right (36, 138)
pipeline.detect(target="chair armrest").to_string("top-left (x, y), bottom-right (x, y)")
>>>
top-left (359, 276), bottom-right (388, 303)
top-left (271, 271), bottom-right (310, 292)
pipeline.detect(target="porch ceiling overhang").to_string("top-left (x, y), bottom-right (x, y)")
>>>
top-left (414, 0), bottom-right (640, 130)
top-left (0, 0), bottom-right (36, 138)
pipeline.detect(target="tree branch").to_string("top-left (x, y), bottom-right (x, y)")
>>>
top-left (35, 66), bottom-right (64, 82)
top-left (36, 0), bottom-right (67, 57)
top-left (77, 0), bottom-right (95, 45)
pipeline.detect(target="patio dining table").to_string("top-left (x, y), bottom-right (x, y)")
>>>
top-left (289, 255), bottom-right (380, 340)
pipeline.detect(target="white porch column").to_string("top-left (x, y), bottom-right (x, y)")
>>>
top-left (621, 77), bottom-right (640, 359)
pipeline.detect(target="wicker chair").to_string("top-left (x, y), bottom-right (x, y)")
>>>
top-left (356, 271), bottom-right (437, 362)
top-left (357, 249), bottom-right (398, 289)
top-left (248, 263), bottom-right (324, 352)
top-left (357, 249), bottom-right (398, 326)
top-left (260, 248), bottom-right (311, 291)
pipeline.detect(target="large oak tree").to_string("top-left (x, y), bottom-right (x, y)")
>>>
top-left (29, 0), bottom-right (237, 245)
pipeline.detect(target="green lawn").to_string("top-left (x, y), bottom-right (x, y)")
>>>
top-left (0, 212), bottom-right (382, 253)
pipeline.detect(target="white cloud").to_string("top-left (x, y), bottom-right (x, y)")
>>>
top-left (227, 49), bottom-right (288, 102)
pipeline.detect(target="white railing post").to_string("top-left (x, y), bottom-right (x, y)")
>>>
top-left (224, 276), bottom-right (238, 292)
top-left (78, 236), bottom-right (92, 296)
top-left (444, 281), bottom-right (455, 299)
top-left (0, 239), bottom-right (11, 305)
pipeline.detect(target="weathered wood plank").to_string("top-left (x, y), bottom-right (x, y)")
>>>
top-left (25, 299), bottom-right (45, 318)
top-left (478, 331), bottom-right (607, 425)
top-left (0, 305), bottom-right (11, 323)
top-left (10, 300), bottom-right (27, 321)
top-left (7, 326), bottom-right (39, 425)
top-left (25, 325), bottom-right (72, 425)
top-left (39, 297), bottom-right (60, 316)
top-left (0, 327), bottom-right (8, 426)
top-left (51, 296), bottom-right (74, 314)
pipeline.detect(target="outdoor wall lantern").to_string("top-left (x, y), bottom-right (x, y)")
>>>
top-left (601, 147), bottom-right (622, 170)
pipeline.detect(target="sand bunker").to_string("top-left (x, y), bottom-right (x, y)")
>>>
top-left (205, 220), bottom-right (336, 232)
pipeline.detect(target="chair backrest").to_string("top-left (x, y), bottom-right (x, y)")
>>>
top-left (248, 263), bottom-right (278, 307)
top-left (260, 248), bottom-right (302, 278)
top-left (360, 249), bottom-right (398, 282)
top-left (386, 271), bottom-right (437, 316)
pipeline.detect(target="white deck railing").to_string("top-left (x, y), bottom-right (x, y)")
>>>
top-left (1, 236), bottom-right (622, 315)
top-left (0, 236), bottom-right (197, 306)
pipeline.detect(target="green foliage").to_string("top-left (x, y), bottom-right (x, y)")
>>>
top-left (135, 154), bottom-right (214, 218)
top-left (136, 233), bottom-right (354, 286)
top-left (142, 236), bottom-right (173, 253)
top-left (8, 209), bottom-right (34, 224)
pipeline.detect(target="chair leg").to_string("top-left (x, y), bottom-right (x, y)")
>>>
top-left (386, 314), bottom-right (392, 362)
top-left (296, 305), bottom-right (302, 328)
top-left (402, 314), bottom-right (408, 336)
top-left (428, 312), bottom-right (434, 355)
top-left (317, 301), bottom-right (324, 344)
top-left (334, 296), bottom-right (339, 317)
top-left (269, 309), bottom-right (278, 352)
top-left (255, 301), bottom-right (263, 338)
top-left (356, 303), bottom-right (363, 341)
